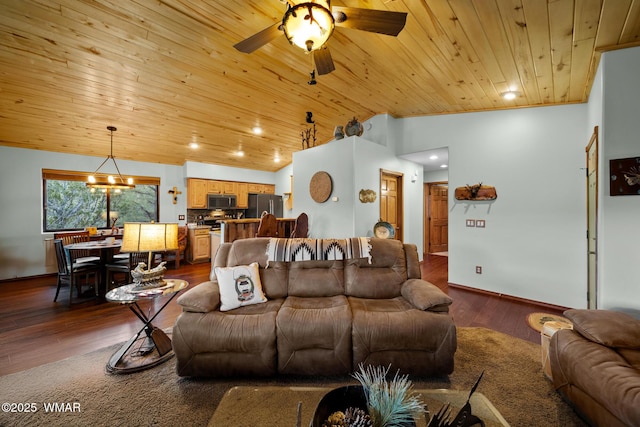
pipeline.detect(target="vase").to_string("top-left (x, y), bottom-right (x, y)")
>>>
top-left (311, 385), bottom-right (417, 427)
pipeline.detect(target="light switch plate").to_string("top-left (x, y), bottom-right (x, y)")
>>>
top-left (476, 220), bottom-right (486, 228)
top-left (466, 219), bottom-right (476, 227)
top-left (178, 214), bottom-right (185, 220)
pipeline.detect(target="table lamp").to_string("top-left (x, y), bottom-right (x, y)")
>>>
top-left (120, 222), bottom-right (178, 289)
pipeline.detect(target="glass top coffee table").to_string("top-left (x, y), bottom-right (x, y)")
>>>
top-left (105, 279), bottom-right (187, 374)
top-left (209, 386), bottom-right (510, 426)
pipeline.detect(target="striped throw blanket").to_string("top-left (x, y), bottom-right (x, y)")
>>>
top-left (266, 237), bottom-right (371, 265)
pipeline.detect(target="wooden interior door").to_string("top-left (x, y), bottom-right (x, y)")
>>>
top-left (426, 183), bottom-right (448, 253)
top-left (380, 170), bottom-right (403, 241)
top-left (586, 126), bottom-right (598, 309)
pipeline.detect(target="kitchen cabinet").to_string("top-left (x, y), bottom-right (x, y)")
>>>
top-left (207, 180), bottom-right (222, 194)
top-left (187, 179), bottom-right (208, 208)
top-left (236, 182), bottom-right (248, 208)
top-left (187, 227), bottom-right (211, 263)
top-left (247, 183), bottom-right (275, 194)
top-left (222, 181), bottom-right (236, 194)
top-left (188, 179), bottom-right (275, 209)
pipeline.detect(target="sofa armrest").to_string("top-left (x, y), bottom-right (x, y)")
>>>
top-left (401, 278), bottom-right (452, 312)
top-left (176, 281), bottom-right (220, 313)
top-left (564, 309), bottom-right (640, 349)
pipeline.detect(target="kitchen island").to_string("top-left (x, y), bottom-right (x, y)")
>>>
top-left (220, 218), bottom-right (296, 243)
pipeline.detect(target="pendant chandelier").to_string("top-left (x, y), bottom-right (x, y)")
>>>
top-left (87, 126), bottom-right (135, 192)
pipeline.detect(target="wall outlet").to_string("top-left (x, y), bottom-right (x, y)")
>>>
top-left (476, 219), bottom-right (486, 228)
top-left (476, 266), bottom-right (482, 274)
top-left (466, 219), bottom-right (476, 227)
top-left (178, 214), bottom-right (185, 220)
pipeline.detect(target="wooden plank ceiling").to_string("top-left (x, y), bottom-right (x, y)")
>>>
top-left (1, 0), bottom-right (639, 172)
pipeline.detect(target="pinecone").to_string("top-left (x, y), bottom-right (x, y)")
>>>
top-left (344, 407), bottom-right (373, 427)
top-left (322, 410), bottom-right (346, 427)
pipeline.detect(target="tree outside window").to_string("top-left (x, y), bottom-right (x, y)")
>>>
top-left (43, 170), bottom-right (159, 232)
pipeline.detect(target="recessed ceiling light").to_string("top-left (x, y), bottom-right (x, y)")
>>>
top-left (440, 164), bottom-right (448, 168)
top-left (429, 155), bottom-right (438, 160)
top-left (189, 142), bottom-right (199, 149)
top-left (501, 91), bottom-right (519, 100)
top-left (236, 150), bottom-right (244, 157)
top-left (252, 126), bottom-right (262, 135)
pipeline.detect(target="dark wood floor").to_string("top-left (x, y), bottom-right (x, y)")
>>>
top-left (0, 254), bottom-right (567, 375)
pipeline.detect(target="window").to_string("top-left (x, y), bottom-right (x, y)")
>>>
top-left (42, 169), bottom-right (160, 232)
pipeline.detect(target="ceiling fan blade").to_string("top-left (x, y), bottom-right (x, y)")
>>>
top-left (332, 6), bottom-right (407, 36)
top-left (314, 47), bottom-right (335, 75)
top-left (233, 22), bottom-right (282, 53)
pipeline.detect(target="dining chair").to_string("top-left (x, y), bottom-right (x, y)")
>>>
top-left (53, 231), bottom-right (100, 264)
top-left (159, 225), bottom-right (188, 269)
top-left (105, 251), bottom-right (152, 291)
top-left (53, 239), bottom-right (100, 305)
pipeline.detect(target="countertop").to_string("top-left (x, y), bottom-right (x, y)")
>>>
top-left (219, 218), bottom-right (295, 223)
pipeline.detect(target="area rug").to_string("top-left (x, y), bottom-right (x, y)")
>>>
top-left (526, 312), bottom-right (573, 333)
top-left (0, 328), bottom-right (587, 427)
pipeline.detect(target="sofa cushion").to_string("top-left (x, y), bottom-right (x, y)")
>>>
top-left (173, 299), bottom-right (283, 377)
top-left (564, 309), bottom-right (640, 349)
top-left (176, 281), bottom-right (219, 313)
top-left (287, 260), bottom-right (344, 297)
top-left (223, 238), bottom-right (289, 299)
top-left (215, 263), bottom-right (267, 311)
top-left (401, 279), bottom-right (452, 312)
top-left (276, 295), bottom-right (352, 375)
top-left (344, 239), bottom-right (407, 298)
top-left (349, 296), bottom-right (456, 376)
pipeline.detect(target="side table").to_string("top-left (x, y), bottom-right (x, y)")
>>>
top-left (105, 279), bottom-right (188, 374)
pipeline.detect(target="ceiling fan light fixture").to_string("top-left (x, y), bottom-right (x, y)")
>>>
top-left (283, 1), bottom-right (335, 52)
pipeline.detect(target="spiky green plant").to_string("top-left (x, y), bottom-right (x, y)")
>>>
top-left (352, 364), bottom-right (425, 427)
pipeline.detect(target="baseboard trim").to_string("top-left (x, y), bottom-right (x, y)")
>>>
top-left (448, 282), bottom-right (571, 312)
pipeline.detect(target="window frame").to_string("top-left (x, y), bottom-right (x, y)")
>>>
top-left (42, 169), bottom-right (161, 233)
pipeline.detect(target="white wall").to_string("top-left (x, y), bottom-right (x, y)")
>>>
top-left (292, 136), bottom-right (424, 251)
top-left (0, 147), bottom-right (185, 280)
top-left (397, 105), bottom-right (588, 308)
top-left (598, 47), bottom-right (640, 312)
top-left (0, 149), bottom-right (290, 280)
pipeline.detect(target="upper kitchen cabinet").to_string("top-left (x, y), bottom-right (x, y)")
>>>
top-left (207, 180), bottom-right (222, 194)
top-left (222, 181), bottom-right (236, 195)
top-left (187, 178), bottom-right (208, 208)
top-left (236, 182), bottom-right (248, 208)
top-left (247, 184), bottom-right (275, 194)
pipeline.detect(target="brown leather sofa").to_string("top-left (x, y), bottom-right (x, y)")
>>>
top-left (549, 309), bottom-right (640, 427)
top-left (172, 237), bottom-right (457, 377)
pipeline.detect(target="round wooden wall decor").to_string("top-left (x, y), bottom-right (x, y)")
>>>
top-left (309, 171), bottom-right (332, 203)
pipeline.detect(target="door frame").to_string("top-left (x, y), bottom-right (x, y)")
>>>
top-left (380, 169), bottom-right (404, 241)
top-left (424, 181), bottom-right (448, 255)
top-left (586, 126), bottom-right (598, 309)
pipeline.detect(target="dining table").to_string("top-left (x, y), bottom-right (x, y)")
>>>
top-left (65, 238), bottom-right (123, 297)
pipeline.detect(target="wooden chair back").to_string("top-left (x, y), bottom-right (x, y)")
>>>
top-left (290, 213), bottom-right (309, 238)
top-left (256, 213), bottom-right (278, 237)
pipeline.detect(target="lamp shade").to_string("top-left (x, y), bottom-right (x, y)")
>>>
top-left (283, 1), bottom-right (335, 52)
top-left (120, 223), bottom-right (179, 253)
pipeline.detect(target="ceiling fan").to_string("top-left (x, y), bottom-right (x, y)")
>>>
top-left (233, 0), bottom-right (407, 76)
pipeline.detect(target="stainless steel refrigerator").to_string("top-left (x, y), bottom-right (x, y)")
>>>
top-left (246, 193), bottom-right (283, 218)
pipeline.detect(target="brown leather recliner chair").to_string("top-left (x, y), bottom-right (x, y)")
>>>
top-left (549, 309), bottom-right (640, 427)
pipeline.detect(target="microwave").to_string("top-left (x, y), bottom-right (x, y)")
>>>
top-left (207, 194), bottom-right (237, 209)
